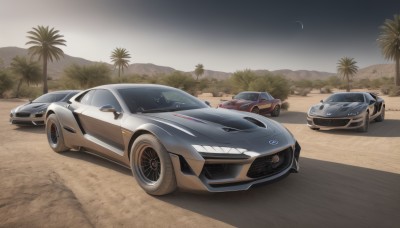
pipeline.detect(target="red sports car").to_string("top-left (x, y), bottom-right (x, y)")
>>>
top-left (218, 91), bottom-right (282, 116)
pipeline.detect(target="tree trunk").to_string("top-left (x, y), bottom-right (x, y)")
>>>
top-left (15, 79), bottom-right (22, 98)
top-left (42, 52), bottom-right (48, 94)
top-left (118, 66), bottom-right (121, 83)
top-left (396, 57), bottom-right (400, 86)
top-left (346, 74), bottom-right (350, 92)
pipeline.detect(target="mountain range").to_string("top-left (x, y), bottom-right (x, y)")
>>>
top-left (0, 46), bottom-right (396, 81)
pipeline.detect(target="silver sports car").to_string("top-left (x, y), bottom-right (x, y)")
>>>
top-left (45, 84), bottom-right (301, 195)
top-left (10, 90), bottom-right (80, 126)
top-left (307, 92), bottom-right (385, 132)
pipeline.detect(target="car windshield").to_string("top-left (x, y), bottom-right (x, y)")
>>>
top-left (117, 87), bottom-right (209, 113)
top-left (32, 93), bottom-right (68, 103)
top-left (234, 92), bottom-right (259, 101)
top-left (325, 93), bottom-right (365, 103)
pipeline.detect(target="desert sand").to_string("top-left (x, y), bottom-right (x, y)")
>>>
top-left (1, 91), bottom-right (399, 227)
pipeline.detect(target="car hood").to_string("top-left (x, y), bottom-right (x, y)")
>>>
top-left (12, 102), bottom-right (49, 113)
top-left (310, 102), bottom-right (366, 117)
top-left (144, 108), bottom-right (293, 151)
top-left (221, 99), bottom-right (254, 107)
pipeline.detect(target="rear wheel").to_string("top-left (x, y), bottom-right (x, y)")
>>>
top-left (271, 105), bottom-right (281, 117)
top-left (46, 114), bottom-right (69, 152)
top-left (375, 107), bottom-right (385, 122)
top-left (358, 112), bottom-right (369, 132)
top-left (130, 134), bottom-right (177, 195)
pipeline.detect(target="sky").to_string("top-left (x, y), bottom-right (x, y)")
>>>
top-left (0, 0), bottom-right (398, 73)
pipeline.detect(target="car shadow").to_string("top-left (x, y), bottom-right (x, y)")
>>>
top-left (271, 111), bottom-right (307, 124)
top-left (160, 158), bottom-right (400, 227)
top-left (13, 125), bottom-right (45, 134)
top-left (314, 118), bottom-right (400, 137)
top-left (60, 150), bottom-right (132, 176)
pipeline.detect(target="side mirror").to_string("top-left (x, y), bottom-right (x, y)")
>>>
top-left (204, 101), bottom-right (211, 107)
top-left (320, 100), bottom-right (323, 103)
top-left (100, 105), bottom-right (120, 119)
top-left (232, 96), bottom-right (235, 99)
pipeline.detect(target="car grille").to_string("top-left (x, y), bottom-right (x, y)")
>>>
top-left (313, 118), bottom-right (350, 127)
top-left (247, 147), bottom-right (292, 179)
top-left (16, 112), bottom-right (30, 117)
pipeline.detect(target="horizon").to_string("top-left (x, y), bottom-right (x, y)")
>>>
top-left (0, 0), bottom-right (398, 73)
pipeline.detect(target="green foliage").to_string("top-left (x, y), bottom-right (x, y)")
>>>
top-left (160, 71), bottom-right (196, 95)
top-left (16, 84), bottom-right (41, 99)
top-left (110, 47), bottom-right (131, 80)
top-left (0, 70), bottom-right (14, 97)
top-left (337, 57), bottom-right (359, 92)
top-left (10, 56), bottom-right (41, 85)
top-left (26, 25), bottom-right (66, 94)
top-left (378, 14), bottom-right (400, 86)
top-left (320, 86), bottom-right (332, 94)
top-left (295, 79), bottom-right (313, 89)
top-left (231, 69), bottom-right (257, 92)
top-left (194, 64), bottom-right (204, 81)
top-left (246, 72), bottom-right (290, 101)
top-left (63, 63), bottom-right (112, 89)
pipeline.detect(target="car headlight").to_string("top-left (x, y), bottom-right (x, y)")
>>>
top-left (308, 107), bottom-right (316, 116)
top-left (35, 109), bottom-right (46, 114)
top-left (192, 145), bottom-right (247, 154)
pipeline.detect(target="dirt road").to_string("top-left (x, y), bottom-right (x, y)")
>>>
top-left (1, 93), bottom-right (399, 227)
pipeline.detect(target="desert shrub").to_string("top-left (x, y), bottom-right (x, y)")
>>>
top-left (320, 86), bottom-right (332, 94)
top-left (64, 63), bottom-right (112, 89)
top-left (16, 84), bottom-right (41, 99)
top-left (388, 86), bottom-right (400, 97)
top-left (231, 69), bottom-right (257, 92)
top-left (0, 70), bottom-right (14, 98)
top-left (160, 71), bottom-right (196, 95)
top-left (281, 102), bottom-right (289, 110)
top-left (247, 74), bottom-right (290, 101)
top-left (297, 88), bottom-right (311, 96)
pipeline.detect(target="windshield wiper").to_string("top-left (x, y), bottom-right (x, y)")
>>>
top-left (141, 108), bottom-right (180, 113)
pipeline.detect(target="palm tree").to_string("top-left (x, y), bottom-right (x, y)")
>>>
top-left (10, 56), bottom-right (41, 97)
top-left (194, 64), bottom-right (204, 81)
top-left (110, 48), bottom-right (131, 82)
top-left (26, 25), bottom-right (66, 94)
top-left (378, 14), bottom-right (400, 86)
top-left (337, 57), bottom-right (358, 92)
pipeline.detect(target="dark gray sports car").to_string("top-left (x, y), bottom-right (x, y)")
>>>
top-left (10, 90), bottom-right (80, 126)
top-left (307, 92), bottom-right (385, 132)
top-left (45, 84), bottom-right (300, 195)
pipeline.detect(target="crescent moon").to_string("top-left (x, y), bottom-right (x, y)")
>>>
top-left (295, 21), bottom-right (304, 30)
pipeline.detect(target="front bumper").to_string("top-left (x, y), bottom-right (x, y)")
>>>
top-left (306, 113), bottom-right (365, 130)
top-left (169, 141), bottom-right (301, 192)
top-left (10, 112), bottom-right (45, 126)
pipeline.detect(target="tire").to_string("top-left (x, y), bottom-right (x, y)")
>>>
top-left (310, 127), bottom-right (320, 131)
top-left (358, 112), bottom-right (369, 132)
top-left (130, 134), bottom-right (177, 196)
top-left (251, 107), bottom-right (260, 114)
top-left (375, 107), bottom-right (385, 122)
top-left (271, 105), bottom-right (281, 117)
top-left (46, 114), bottom-right (69, 152)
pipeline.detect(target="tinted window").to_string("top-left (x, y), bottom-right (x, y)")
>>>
top-left (325, 93), bottom-right (365, 103)
top-left (62, 91), bottom-right (79, 102)
top-left (118, 87), bottom-right (208, 113)
top-left (260, 93), bottom-right (270, 100)
top-left (91, 89), bottom-right (121, 111)
top-left (234, 92), bottom-right (259, 101)
top-left (33, 92), bottom-right (68, 103)
top-left (78, 90), bottom-right (95, 105)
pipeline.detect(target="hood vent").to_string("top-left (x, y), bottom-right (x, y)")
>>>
top-left (222, 127), bottom-right (240, 132)
top-left (244, 117), bottom-right (266, 128)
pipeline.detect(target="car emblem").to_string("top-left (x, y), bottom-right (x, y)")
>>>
top-left (326, 113), bottom-right (332, 116)
top-left (269, 140), bottom-right (279, 145)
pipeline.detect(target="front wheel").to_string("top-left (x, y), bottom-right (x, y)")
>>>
top-left (251, 107), bottom-right (260, 114)
top-left (46, 114), bottom-right (69, 152)
top-left (130, 134), bottom-right (177, 195)
top-left (357, 113), bottom-right (369, 132)
top-left (271, 105), bottom-right (281, 117)
top-left (375, 107), bottom-right (385, 122)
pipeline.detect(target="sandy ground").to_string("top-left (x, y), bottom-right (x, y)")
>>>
top-left (1, 92), bottom-right (400, 227)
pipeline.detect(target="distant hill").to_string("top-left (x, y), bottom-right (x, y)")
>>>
top-left (1, 46), bottom-right (396, 81)
top-left (354, 64), bottom-right (395, 80)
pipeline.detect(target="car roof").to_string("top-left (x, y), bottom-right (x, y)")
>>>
top-left (92, 84), bottom-right (174, 90)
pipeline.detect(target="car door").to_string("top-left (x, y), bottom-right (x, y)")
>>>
top-left (258, 93), bottom-right (273, 114)
top-left (77, 89), bottom-right (125, 157)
